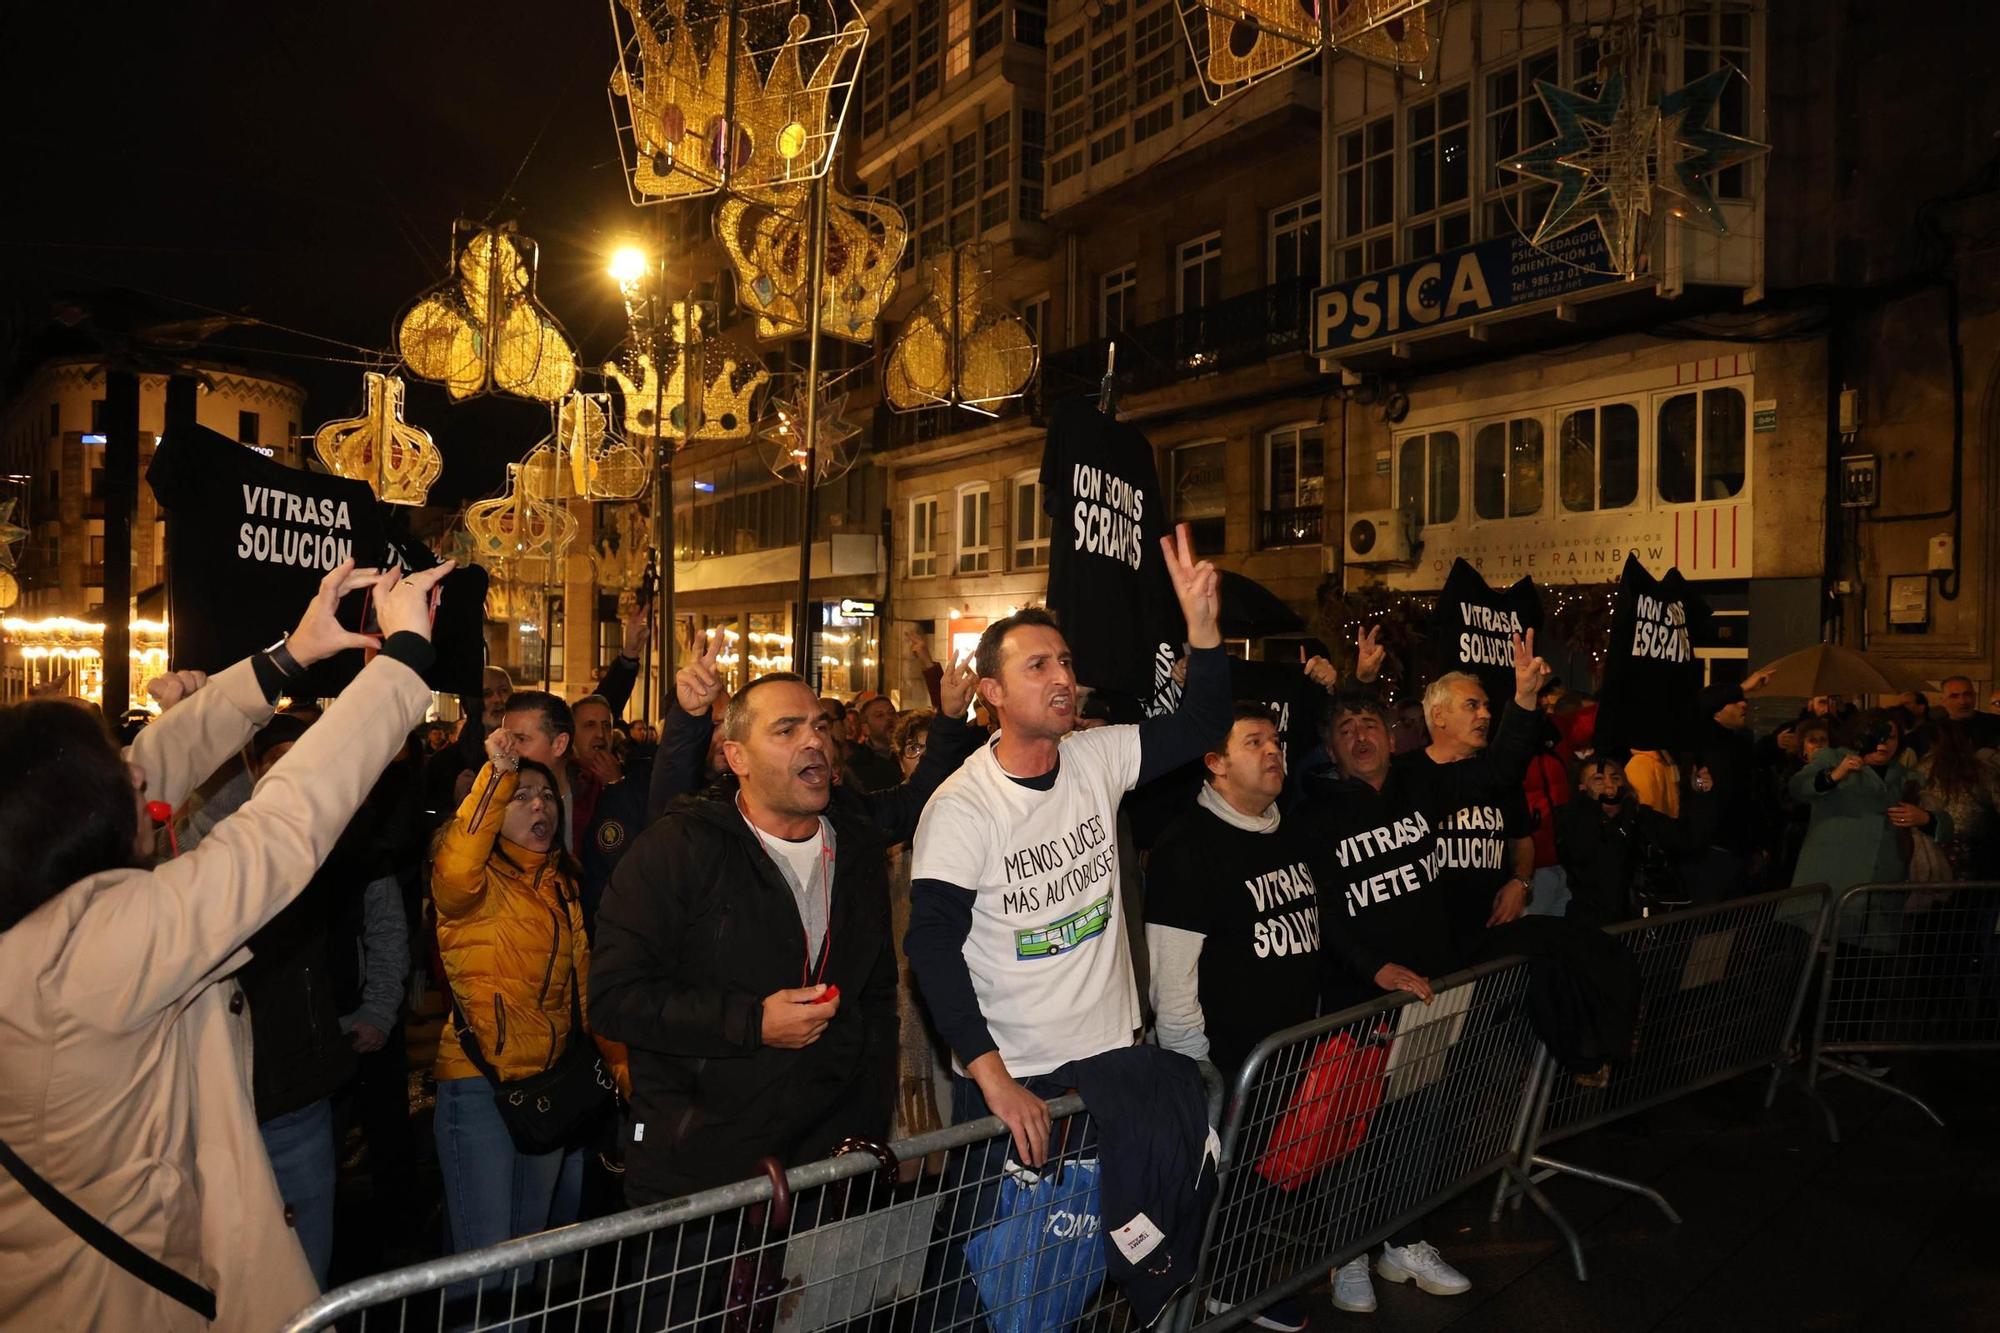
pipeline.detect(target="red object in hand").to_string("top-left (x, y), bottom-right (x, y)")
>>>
top-left (810, 984), bottom-right (840, 1005)
top-left (145, 801), bottom-right (179, 858)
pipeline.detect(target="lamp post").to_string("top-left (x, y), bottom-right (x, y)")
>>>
top-left (610, 225), bottom-right (678, 718)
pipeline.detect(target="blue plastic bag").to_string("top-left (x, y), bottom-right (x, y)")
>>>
top-left (964, 1159), bottom-right (1107, 1333)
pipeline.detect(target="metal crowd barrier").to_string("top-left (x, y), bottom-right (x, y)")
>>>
top-left (1491, 885), bottom-right (1830, 1270)
top-left (284, 1070), bottom-right (1224, 1333)
top-left (1180, 956), bottom-right (1557, 1333)
top-left (1806, 880), bottom-right (2000, 1141)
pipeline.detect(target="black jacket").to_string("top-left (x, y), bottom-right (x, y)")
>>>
top-left (591, 795), bottom-right (900, 1203)
top-left (1553, 793), bottom-right (1693, 929)
top-left (1685, 719), bottom-right (1760, 856)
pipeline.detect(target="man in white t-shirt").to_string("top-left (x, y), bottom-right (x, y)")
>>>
top-left (906, 524), bottom-right (1231, 1166)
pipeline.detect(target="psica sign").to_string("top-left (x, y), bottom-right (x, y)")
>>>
top-left (1312, 228), bottom-right (1625, 354)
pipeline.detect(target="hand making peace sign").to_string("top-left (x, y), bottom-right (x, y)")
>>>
top-left (1159, 522), bottom-right (1221, 650)
top-left (675, 627), bottom-right (726, 716)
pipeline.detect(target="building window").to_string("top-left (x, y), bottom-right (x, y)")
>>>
top-left (1011, 471), bottom-right (1052, 568)
top-left (1404, 85), bottom-right (1471, 259)
top-left (919, 152), bottom-right (946, 261)
top-left (981, 113), bottom-right (1010, 231)
top-left (1396, 430), bottom-right (1461, 527)
top-left (1484, 48), bottom-right (1558, 240)
top-left (1336, 115), bottom-right (1395, 278)
top-left (973, 0), bottom-right (1004, 56)
top-left (597, 595), bottom-right (623, 671)
top-left (909, 495), bottom-right (940, 577)
top-left (545, 595), bottom-right (565, 684)
top-left (1089, 30), bottom-right (1127, 131)
top-left (1169, 439), bottom-right (1227, 551)
top-left (1472, 418), bottom-right (1547, 519)
top-left (1556, 403), bottom-right (1640, 512)
top-left (893, 167), bottom-right (918, 269)
top-left (1050, 42), bottom-right (1086, 185)
top-left (1019, 109), bottom-right (1045, 221)
top-left (1682, 2), bottom-right (1753, 199)
top-left (862, 56), bottom-right (885, 136)
top-left (47, 403), bottom-right (59, 437)
top-left (1099, 263), bottom-right (1136, 336)
top-left (1133, 4), bottom-right (1177, 98)
top-left (947, 0), bottom-right (973, 78)
top-left (1261, 426), bottom-right (1323, 548)
top-left (1656, 387), bottom-right (1747, 503)
top-left (1015, 0), bottom-right (1046, 46)
top-left (1176, 232), bottom-right (1221, 313)
top-left (237, 410), bottom-right (260, 445)
top-left (956, 483), bottom-right (992, 573)
top-left (90, 399), bottom-right (105, 434)
top-left (1020, 291), bottom-right (1051, 357)
top-left (1269, 195), bottom-right (1321, 286)
top-left (888, 16), bottom-right (913, 121)
top-left (950, 133), bottom-right (978, 243)
top-left (915, 0), bottom-right (942, 100)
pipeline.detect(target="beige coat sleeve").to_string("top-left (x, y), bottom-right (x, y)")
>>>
top-left (54, 655), bottom-right (434, 1032)
top-left (124, 657), bottom-right (275, 812)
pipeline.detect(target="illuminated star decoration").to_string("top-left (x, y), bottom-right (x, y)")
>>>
top-left (1654, 65), bottom-right (1769, 229)
top-left (1501, 56), bottom-right (1655, 277)
top-left (0, 499), bottom-right (26, 572)
top-left (755, 367), bottom-right (864, 487)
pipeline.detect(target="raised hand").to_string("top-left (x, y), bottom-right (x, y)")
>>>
top-left (903, 624), bottom-right (937, 669)
top-left (938, 652), bottom-right (977, 720)
top-left (1743, 667), bottom-right (1775, 693)
top-left (374, 561), bottom-right (454, 642)
top-left (1356, 624), bottom-right (1386, 683)
top-left (484, 726), bottom-right (520, 772)
top-left (675, 628), bottom-right (724, 716)
top-left (1511, 629), bottom-right (1552, 708)
top-left (1299, 647), bottom-right (1338, 692)
top-left (1159, 522), bottom-right (1220, 650)
top-left (146, 669), bottom-right (209, 712)
top-left (621, 604), bottom-right (652, 659)
top-left (1830, 754), bottom-right (1865, 782)
top-left (288, 560), bottom-right (387, 666)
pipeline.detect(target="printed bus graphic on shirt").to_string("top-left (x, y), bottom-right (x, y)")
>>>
top-left (1014, 896), bottom-right (1113, 960)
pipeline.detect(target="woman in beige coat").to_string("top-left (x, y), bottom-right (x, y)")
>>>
top-left (0, 559), bottom-right (449, 1331)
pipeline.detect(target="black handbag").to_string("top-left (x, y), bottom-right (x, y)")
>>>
top-left (444, 971), bottom-right (616, 1156)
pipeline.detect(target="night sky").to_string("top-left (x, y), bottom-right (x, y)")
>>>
top-left (1, 1), bottom-right (657, 505)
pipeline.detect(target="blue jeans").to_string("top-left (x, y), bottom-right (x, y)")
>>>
top-left (434, 1076), bottom-right (585, 1302)
top-left (260, 1098), bottom-right (335, 1287)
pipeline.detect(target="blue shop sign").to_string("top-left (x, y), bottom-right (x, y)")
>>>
top-left (1312, 227), bottom-right (1626, 354)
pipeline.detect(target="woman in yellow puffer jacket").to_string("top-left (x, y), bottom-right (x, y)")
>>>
top-left (430, 727), bottom-right (625, 1294)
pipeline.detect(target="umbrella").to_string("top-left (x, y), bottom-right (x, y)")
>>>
top-left (1750, 643), bottom-right (1932, 698)
top-left (1217, 570), bottom-right (1306, 638)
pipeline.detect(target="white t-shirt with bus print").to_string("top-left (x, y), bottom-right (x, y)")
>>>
top-left (911, 725), bottom-right (1144, 1078)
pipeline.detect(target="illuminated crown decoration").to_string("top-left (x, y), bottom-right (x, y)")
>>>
top-left (756, 367), bottom-right (864, 485)
top-left (719, 183), bottom-right (908, 343)
top-left (481, 558), bottom-right (542, 623)
top-left (603, 301), bottom-right (770, 443)
top-left (464, 463), bottom-right (577, 563)
top-left (1499, 34), bottom-right (1768, 279)
top-left (397, 222), bottom-right (578, 403)
top-left (1177, 0), bottom-right (1442, 102)
top-left (0, 499), bottom-right (25, 573)
top-left (311, 372), bottom-right (443, 506)
top-left (591, 503), bottom-right (654, 593)
top-left (608, 0), bottom-right (868, 206)
top-left (885, 245), bottom-right (1038, 413)
top-left (534, 392), bottom-right (653, 501)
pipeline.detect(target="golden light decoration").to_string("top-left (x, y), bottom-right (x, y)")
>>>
top-left (463, 463), bottom-right (577, 564)
top-left (719, 183), bottom-right (907, 343)
top-left (755, 366), bottom-right (864, 486)
top-left (1176, 0), bottom-right (1442, 101)
top-left (884, 244), bottom-right (1038, 414)
top-left (603, 301), bottom-right (770, 443)
top-left (311, 372), bottom-right (443, 506)
top-left (607, 0), bottom-right (868, 206)
top-left (396, 222), bottom-right (579, 403)
top-left (0, 499), bottom-right (26, 573)
top-left (547, 392), bottom-right (652, 501)
top-left (591, 503), bottom-right (653, 594)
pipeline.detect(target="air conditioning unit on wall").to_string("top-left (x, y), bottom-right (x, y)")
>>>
top-left (1344, 510), bottom-right (1414, 565)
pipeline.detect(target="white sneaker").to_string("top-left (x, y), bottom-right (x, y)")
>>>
top-left (1331, 1254), bottom-right (1376, 1312)
top-left (1375, 1240), bottom-right (1470, 1296)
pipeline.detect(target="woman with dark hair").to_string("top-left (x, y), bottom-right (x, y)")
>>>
top-left (429, 725), bottom-right (626, 1298)
top-left (0, 560), bottom-right (449, 1331)
top-left (1918, 719), bottom-right (2000, 879)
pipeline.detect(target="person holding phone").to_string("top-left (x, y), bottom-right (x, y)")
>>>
top-left (0, 560), bottom-right (448, 1331)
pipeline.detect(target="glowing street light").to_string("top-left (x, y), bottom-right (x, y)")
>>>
top-left (608, 246), bottom-right (649, 286)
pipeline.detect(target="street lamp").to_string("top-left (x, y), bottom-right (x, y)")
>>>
top-left (608, 246), bottom-right (649, 286)
top-left (609, 233), bottom-right (678, 718)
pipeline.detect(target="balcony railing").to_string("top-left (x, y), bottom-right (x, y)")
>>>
top-left (1045, 278), bottom-right (1314, 402)
top-left (1258, 505), bottom-right (1323, 549)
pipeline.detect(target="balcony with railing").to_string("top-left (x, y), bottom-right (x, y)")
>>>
top-left (1258, 506), bottom-right (1323, 549)
top-left (1044, 278), bottom-right (1314, 399)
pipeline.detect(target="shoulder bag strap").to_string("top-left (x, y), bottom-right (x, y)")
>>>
top-left (438, 961), bottom-right (506, 1087)
top-left (0, 1135), bottom-right (217, 1321)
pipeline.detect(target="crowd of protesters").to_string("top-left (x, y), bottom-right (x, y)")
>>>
top-left (5, 540), bottom-right (1999, 1332)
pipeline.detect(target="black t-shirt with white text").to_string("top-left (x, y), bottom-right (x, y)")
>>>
top-left (1145, 804), bottom-right (1323, 1079)
top-left (1430, 559), bottom-right (1543, 714)
top-left (1392, 749), bottom-right (1531, 950)
top-left (1040, 397), bottom-right (1182, 711)
top-left (1595, 554), bottom-right (1713, 755)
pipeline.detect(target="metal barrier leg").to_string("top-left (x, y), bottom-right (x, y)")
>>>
top-left (1523, 1152), bottom-right (1682, 1224)
top-left (1505, 1160), bottom-right (1588, 1282)
top-left (1490, 1047), bottom-right (1556, 1221)
top-left (1814, 1054), bottom-right (1947, 1129)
